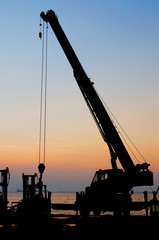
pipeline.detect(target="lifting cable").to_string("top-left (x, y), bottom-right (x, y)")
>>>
top-left (38, 18), bottom-right (49, 168)
top-left (94, 86), bottom-right (148, 165)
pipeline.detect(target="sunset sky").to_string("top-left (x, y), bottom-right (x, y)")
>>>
top-left (0, 0), bottom-right (159, 192)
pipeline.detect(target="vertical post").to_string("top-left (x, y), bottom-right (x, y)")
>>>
top-left (76, 192), bottom-right (79, 216)
top-left (48, 191), bottom-right (51, 203)
top-left (48, 191), bottom-right (52, 215)
top-left (144, 191), bottom-right (148, 216)
top-left (3, 170), bottom-right (7, 211)
top-left (0, 168), bottom-right (9, 213)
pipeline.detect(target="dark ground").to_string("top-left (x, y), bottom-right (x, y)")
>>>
top-left (0, 214), bottom-right (157, 237)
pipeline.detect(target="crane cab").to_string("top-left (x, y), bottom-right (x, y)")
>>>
top-left (88, 169), bottom-right (129, 194)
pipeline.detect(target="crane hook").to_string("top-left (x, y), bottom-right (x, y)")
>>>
top-left (38, 163), bottom-right (45, 181)
top-left (39, 18), bottom-right (42, 39)
top-left (39, 31), bottom-right (42, 39)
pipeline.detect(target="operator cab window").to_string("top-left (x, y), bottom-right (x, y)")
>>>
top-left (92, 172), bottom-right (107, 183)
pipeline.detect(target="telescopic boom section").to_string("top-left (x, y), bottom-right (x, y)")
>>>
top-left (40, 10), bottom-right (149, 173)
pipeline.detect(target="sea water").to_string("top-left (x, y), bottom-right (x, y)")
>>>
top-left (8, 192), bottom-right (153, 216)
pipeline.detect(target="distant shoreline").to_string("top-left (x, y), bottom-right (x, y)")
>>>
top-left (8, 191), bottom-right (76, 194)
top-left (8, 191), bottom-right (152, 194)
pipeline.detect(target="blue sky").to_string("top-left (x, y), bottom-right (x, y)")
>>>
top-left (0, 0), bottom-right (159, 192)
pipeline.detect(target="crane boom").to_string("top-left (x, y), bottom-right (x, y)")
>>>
top-left (40, 9), bottom-right (153, 215)
top-left (40, 10), bottom-right (150, 173)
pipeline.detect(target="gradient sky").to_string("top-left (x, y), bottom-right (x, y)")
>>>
top-left (0, 0), bottom-right (159, 192)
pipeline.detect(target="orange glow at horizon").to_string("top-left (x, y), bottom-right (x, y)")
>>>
top-left (0, 129), bottom-right (158, 175)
